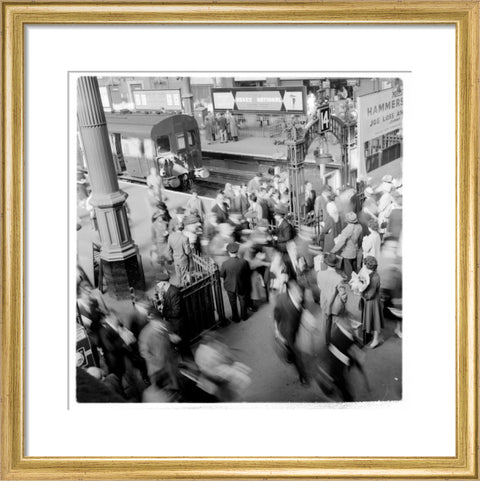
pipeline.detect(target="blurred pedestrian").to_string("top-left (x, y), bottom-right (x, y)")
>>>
top-left (273, 280), bottom-right (309, 385)
top-left (186, 189), bottom-right (204, 220)
top-left (146, 167), bottom-right (163, 202)
top-left (316, 253), bottom-right (345, 344)
top-left (138, 304), bottom-right (180, 394)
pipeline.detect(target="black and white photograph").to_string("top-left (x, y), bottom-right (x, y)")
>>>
top-left (75, 74), bottom-right (403, 404)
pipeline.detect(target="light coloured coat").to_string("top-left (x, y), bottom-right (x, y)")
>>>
top-left (331, 222), bottom-right (363, 260)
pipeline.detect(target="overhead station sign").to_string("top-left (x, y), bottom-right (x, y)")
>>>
top-left (358, 87), bottom-right (403, 140)
top-left (133, 89), bottom-right (182, 111)
top-left (212, 87), bottom-right (307, 114)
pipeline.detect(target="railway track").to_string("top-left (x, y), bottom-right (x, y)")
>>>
top-left (118, 166), bottom-right (255, 198)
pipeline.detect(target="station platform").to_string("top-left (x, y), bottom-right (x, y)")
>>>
top-left (202, 136), bottom-right (288, 161)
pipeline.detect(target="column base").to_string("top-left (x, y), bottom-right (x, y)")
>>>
top-left (101, 252), bottom-right (146, 300)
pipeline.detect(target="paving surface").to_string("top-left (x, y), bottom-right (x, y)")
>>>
top-left (77, 181), bottom-right (402, 403)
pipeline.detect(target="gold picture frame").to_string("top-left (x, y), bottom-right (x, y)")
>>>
top-left (1, 1), bottom-right (478, 478)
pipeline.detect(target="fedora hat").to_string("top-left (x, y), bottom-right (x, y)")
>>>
top-left (324, 253), bottom-right (338, 268)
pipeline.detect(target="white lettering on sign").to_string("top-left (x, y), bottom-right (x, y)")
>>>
top-left (319, 107), bottom-right (331, 132)
top-left (358, 87), bottom-right (403, 141)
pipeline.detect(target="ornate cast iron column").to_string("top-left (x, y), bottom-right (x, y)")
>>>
top-left (286, 139), bottom-right (306, 226)
top-left (77, 76), bottom-right (145, 298)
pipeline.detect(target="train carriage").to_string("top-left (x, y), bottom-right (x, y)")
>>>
top-left (105, 112), bottom-right (208, 190)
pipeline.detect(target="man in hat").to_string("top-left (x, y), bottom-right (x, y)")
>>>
top-left (274, 205), bottom-right (296, 253)
top-left (317, 253), bottom-right (345, 344)
top-left (331, 211), bottom-right (363, 281)
top-left (220, 242), bottom-right (252, 323)
top-left (167, 223), bottom-right (192, 285)
top-left (155, 272), bottom-right (188, 352)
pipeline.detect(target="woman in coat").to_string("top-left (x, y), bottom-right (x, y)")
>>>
top-left (360, 256), bottom-right (384, 348)
top-left (227, 112), bottom-right (239, 141)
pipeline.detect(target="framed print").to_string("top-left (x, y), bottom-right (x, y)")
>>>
top-left (1, 1), bottom-right (478, 479)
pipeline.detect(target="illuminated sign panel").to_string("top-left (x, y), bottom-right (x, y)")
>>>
top-left (133, 89), bottom-right (182, 111)
top-left (212, 87), bottom-right (307, 114)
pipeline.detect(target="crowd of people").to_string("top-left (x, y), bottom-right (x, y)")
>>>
top-left (204, 111), bottom-right (239, 144)
top-left (77, 167), bottom-right (403, 403)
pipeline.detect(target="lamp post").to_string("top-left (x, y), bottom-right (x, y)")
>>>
top-left (337, 99), bottom-right (357, 187)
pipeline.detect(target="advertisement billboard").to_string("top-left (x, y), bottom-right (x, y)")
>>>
top-left (358, 87), bottom-right (403, 141)
top-left (357, 87), bottom-right (403, 178)
top-left (133, 89), bottom-right (182, 111)
top-left (211, 86), bottom-right (307, 114)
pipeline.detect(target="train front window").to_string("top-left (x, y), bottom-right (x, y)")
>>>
top-left (187, 130), bottom-right (196, 146)
top-left (176, 133), bottom-right (186, 150)
top-left (156, 136), bottom-right (171, 155)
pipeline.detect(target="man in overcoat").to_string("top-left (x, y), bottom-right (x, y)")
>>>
top-left (220, 242), bottom-right (251, 323)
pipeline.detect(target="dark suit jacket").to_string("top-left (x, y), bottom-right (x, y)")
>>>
top-left (162, 285), bottom-right (184, 335)
top-left (274, 292), bottom-right (302, 346)
top-left (305, 190), bottom-right (316, 213)
top-left (211, 203), bottom-right (229, 223)
top-left (276, 219), bottom-right (296, 252)
top-left (97, 323), bottom-right (128, 378)
top-left (220, 256), bottom-right (251, 295)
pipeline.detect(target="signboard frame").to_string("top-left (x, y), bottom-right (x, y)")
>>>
top-left (133, 88), bottom-right (182, 112)
top-left (318, 105), bottom-right (332, 133)
top-left (211, 86), bottom-right (307, 115)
